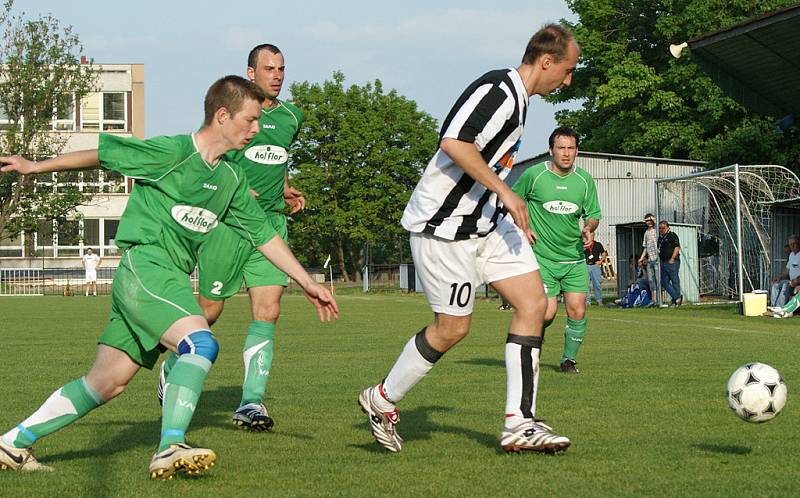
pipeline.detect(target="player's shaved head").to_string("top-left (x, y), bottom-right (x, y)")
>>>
top-left (203, 75), bottom-right (265, 125)
top-left (248, 44), bottom-right (282, 69)
top-left (522, 23), bottom-right (578, 65)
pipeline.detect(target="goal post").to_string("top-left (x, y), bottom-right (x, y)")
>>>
top-left (655, 164), bottom-right (800, 305)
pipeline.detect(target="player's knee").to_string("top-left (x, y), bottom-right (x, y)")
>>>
top-left (89, 377), bottom-right (129, 401)
top-left (178, 330), bottom-right (219, 364)
top-left (252, 302), bottom-right (280, 322)
top-left (432, 320), bottom-right (470, 344)
top-left (201, 300), bottom-right (224, 326)
top-left (566, 305), bottom-right (586, 321)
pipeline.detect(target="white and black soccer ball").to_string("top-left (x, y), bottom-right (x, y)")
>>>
top-left (727, 363), bottom-right (787, 423)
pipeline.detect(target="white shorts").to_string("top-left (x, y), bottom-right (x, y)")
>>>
top-left (410, 218), bottom-right (539, 316)
top-left (85, 270), bottom-right (97, 283)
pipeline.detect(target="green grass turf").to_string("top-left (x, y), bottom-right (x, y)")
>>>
top-left (0, 294), bottom-right (796, 497)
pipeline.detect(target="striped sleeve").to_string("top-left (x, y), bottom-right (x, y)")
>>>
top-left (442, 83), bottom-right (514, 145)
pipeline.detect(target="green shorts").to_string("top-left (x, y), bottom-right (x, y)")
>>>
top-left (536, 255), bottom-right (588, 298)
top-left (198, 213), bottom-right (288, 300)
top-left (98, 245), bottom-right (203, 369)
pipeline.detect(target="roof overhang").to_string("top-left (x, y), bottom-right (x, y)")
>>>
top-left (687, 5), bottom-right (800, 121)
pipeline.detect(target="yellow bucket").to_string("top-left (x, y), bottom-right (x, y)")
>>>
top-left (742, 292), bottom-right (767, 316)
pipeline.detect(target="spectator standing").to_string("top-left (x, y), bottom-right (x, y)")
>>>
top-left (584, 239), bottom-right (606, 306)
top-left (637, 213), bottom-right (659, 303)
top-left (82, 248), bottom-right (102, 296)
top-left (658, 220), bottom-right (682, 306)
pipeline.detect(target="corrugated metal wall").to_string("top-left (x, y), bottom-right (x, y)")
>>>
top-left (510, 152), bottom-right (705, 270)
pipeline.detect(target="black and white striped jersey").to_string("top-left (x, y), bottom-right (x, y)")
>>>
top-left (401, 67), bottom-right (528, 240)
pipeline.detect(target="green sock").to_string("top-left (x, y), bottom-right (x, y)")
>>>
top-left (159, 354), bottom-right (211, 452)
top-left (561, 317), bottom-right (587, 364)
top-left (162, 350), bottom-right (179, 378)
top-left (240, 321), bottom-right (275, 406)
top-left (784, 293), bottom-right (800, 314)
top-left (2, 377), bottom-right (103, 448)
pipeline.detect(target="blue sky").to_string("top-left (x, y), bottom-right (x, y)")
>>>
top-left (20, 0), bottom-right (578, 160)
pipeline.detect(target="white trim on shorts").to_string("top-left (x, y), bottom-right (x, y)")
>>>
top-left (410, 217), bottom-right (538, 316)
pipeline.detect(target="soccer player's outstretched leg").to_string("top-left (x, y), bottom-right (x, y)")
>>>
top-left (0, 76), bottom-right (337, 478)
top-left (359, 23), bottom-right (579, 453)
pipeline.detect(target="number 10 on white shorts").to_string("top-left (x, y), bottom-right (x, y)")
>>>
top-left (409, 219), bottom-right (539, 317)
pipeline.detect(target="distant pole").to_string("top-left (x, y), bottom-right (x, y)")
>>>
top-left (654, 180), bottom-right (662, 307)
top-left (734, 163), bottom-right (745, 303)
top-left (323, 254), bottom-right (333, 294)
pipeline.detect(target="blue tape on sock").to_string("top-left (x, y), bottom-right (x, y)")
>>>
top-left (16, 424), bottom-right (37, 444)
top-left (161, 429), bottom-right (185, 439)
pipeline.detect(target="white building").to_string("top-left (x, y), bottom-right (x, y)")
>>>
top-left (0, 62), bottom-right (144, 269)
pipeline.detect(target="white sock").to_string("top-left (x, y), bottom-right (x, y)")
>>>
top-left (504, 334), bottom-right (541, 428)
top-left (382, 330), bottom-right (442, 404)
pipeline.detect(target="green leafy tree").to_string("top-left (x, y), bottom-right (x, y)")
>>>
top-left (0, 0), bottom-right (97, 247)
top-left (289, 72), bottom-right (438, 281)
top-left (552, 0), bottom-right (800, 169)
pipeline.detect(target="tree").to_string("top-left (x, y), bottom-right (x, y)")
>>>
top-left (288, 72), bottom-right (438, 281)
top-left (551, 0), bottom-right (800, 170)
top-left (0, 0), bottom-right (96, 247)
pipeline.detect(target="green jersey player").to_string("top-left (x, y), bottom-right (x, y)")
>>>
top-left (159, 44), bottom-right (306, 431)
top-left (512, 126), bottom-right (601, 374)
top-left (0, 76), bottom-right (337, 479)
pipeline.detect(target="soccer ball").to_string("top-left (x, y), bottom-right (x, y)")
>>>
top-left (727, 363), bottom-right (787, 423)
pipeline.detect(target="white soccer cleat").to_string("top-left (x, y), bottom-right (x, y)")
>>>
top-left (149, 443), bottom-right (216, 480)
top-left (771, 308), bottom-right (793, 318)
top-left (358, 386), bottom-right (403, 452)
top-left (501, 420), bottom-right (571, 454)
top-left (763, 308), bottom-right (792, 318)
top-left (0, 440), bottom-right (52, 472)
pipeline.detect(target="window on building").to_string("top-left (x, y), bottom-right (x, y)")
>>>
top-left (0, 105), bottom-right (14, 131)
top-left (81, 169), bottom-right (100, 193)
top-left (103, 170), bottom-right (127, 193)
top-left (0, 231), bottom-right (23, 257)
top-left (56, 218), bottom-right (80, 256)
top-left (53, 93), bottom-right (76, 131)
top-left (103, 93), bottom-right (125, 130)
top-left (81, 92), bottom-right (101, 130)
top-left (83, 219), bottom-right (100, 246)
top-left (81, 92), bottom-right (127, 132)
top-left (104, 219), bottom-right (120, 255)
top-left (35, 220), bottom-right (55, 257)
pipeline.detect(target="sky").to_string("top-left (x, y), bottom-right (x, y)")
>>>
top-left (19, 0), bottom-right (579, 160)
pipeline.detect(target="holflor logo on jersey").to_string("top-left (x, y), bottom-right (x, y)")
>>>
top-left (245, 145), bottom-right (287, 165)
top-left (171, 205), bottom-right (219, 233)
top-left (543, 200), bottom-right (579, 214)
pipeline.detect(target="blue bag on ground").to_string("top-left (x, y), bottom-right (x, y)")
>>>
top-left (619, 282), bottom-right (651, 308)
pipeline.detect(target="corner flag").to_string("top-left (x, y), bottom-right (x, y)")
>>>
top-left (323, 254), bottom-right (331, 269)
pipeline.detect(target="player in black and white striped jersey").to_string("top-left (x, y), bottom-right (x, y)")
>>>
top-left (359, 23), bottom-right (580, 454)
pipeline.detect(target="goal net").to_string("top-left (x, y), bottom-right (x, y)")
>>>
top-left (656, 165), bottom-right (800, 300)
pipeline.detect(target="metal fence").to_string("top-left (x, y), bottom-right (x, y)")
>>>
top-left (0, 267), bottom-right (200, 296)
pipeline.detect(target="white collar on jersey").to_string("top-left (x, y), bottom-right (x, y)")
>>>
top-left (546, 160), bottom-right (576, 177)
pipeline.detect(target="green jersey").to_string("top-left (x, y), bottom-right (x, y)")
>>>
top-left (512, 161), bottom-right (601, 263)
top-left (98, 133), bottom-right (275, 273)
top-left (224, 100), bottom-right (304, 214)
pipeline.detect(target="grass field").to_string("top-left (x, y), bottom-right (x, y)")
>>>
top-left (0, 294), bottom-right (796, 497)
